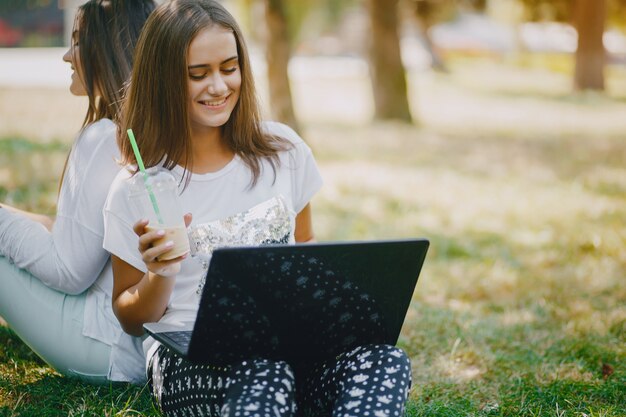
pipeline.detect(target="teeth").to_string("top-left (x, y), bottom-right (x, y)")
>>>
top-left (202, 98), bottom-right (226, 106)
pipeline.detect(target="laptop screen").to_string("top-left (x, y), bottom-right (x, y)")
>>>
top-left (187, 239), bottom-right (429, 372)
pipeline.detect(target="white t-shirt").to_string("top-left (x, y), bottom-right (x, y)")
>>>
top-left (102, 121), bottom-right (324, 367)
top-left (0, 118), bottom-right (145, 383)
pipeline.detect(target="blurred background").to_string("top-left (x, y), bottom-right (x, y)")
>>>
top-left (1, 0), bottom-right (625, 415)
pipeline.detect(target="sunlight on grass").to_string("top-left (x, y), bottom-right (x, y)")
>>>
top-left (0, 88), bottom-right (85, 143)
top-left (537, 362), bottom-right (595, 384)
top-left (1, 58), bottom-right (625, 415)
top-left (0, 137), bottom-right (68, 215)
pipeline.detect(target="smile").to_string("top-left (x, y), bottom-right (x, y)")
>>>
top-left (199, 97), bottom-right (227, 107)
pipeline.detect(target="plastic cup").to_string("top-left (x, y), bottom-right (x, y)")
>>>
top-left (128, 167), bottom-right (190, 261)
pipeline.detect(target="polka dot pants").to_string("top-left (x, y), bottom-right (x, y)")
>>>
top-left (298, 344), bottom-right (412, 417)
top-left (148, 344), bottom-right (411, 417)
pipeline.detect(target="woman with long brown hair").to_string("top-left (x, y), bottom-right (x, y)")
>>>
top-left (0, 0), bottom-right (155, 384)
top-left (104, 0), bottom-right (412, 414)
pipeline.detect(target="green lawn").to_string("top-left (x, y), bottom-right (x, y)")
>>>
top-left (0, 58), bottom-right (625, 416)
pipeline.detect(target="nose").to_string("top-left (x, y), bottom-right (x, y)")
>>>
top-left (62, 48), bottom-right (72, 64)
top-left (207, 73), bottom-right (227, 96)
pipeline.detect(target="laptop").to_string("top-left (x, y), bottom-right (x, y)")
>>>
top-left (144, 238), bottom-right (429, 373)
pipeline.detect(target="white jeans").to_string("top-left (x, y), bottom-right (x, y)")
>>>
top-left (0, 256), bottom-right (111, 384)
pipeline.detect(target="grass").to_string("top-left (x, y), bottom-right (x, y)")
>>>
top-left (1, 57), bottom-right (625, 415)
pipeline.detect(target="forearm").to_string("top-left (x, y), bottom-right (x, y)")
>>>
top-left (113, 269), bottom-right (176, 336)
top-left (110, 218), bottom-right (190, 336)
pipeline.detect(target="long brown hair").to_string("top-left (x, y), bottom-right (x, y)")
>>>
top-left (59, 0), bottom-right (155, 192)
top-left (74, 0), bottom-right (156, 127)
top-left (119, 0), bottom-right (289, 187)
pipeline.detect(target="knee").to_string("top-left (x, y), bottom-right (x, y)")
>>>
top-left (348, 344), bottom-right (412, 380)
top-left (351, 344), bottom-right (410, 366)
top-left (224, 359), bottom-right (297, 417)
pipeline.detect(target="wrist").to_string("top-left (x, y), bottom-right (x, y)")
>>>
top-left (147, 269), bottom-right (178, 283)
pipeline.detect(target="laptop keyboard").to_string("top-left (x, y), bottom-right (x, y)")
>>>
top-left (163, 331), bottom-right (192, 346)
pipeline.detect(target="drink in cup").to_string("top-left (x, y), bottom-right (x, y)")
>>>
top-left (144, 224), bottom-right (189, 261)
top-left (128, 166), bottom-right (190, 261)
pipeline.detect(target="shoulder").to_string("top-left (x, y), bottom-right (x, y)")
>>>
top-left (80, 118), bottom-right (116, 141)
top-left (75, 118), bottom-right (118, 155)
top-left (104, 166), bottom-right (134, 204)
top-left (108, 166), bottom-right (134, 195)
top-left (104, 166), bottom-right (137, 215)
top-left (261, 121), bottom-right (304, 147)
top-left (260, 121), bottom-right (314, 162)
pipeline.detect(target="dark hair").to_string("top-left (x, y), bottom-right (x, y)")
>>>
top-left (73, 0), bottom-right (156, 127)
top-left (119, 0), bottom-right (289, 186)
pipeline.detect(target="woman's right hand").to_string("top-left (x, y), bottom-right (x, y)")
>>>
top-left (133, 213), bottom-right (193, 277)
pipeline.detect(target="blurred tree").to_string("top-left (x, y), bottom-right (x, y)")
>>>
top-left (282, 0), bottom-right (359, 45)
top-left (238, 0), bottom-right (360, 130)
top-left (367, 0), bottom-right (413, 122)
top-left (608, 0), bottom-right (626, 28)
top-left (407, 0), bottom-right (455, 72)
top-left (573, 0), bottom-right (606, 90)
top-left (264, 0), bottom-right (300, 132)
top-left (404, 0), bottom-right (488, 72)
top-left (518, 0), bottom-right (626, 90)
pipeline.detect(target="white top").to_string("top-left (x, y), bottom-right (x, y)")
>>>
top-left (103, 121), bottom-right (324, 367)
top-left (0, 118), bottom-right (145, 383)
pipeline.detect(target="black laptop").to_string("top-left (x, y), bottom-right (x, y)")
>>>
top-left (144, 239), bottom-right (429, 372)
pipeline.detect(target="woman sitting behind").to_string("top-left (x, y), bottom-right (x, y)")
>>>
top-left (0, 0), bottom-right (155, 384)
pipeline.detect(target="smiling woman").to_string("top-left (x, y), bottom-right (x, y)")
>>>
top-left (102, 1), bottom-right (412, 416)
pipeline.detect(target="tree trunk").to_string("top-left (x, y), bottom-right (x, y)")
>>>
top-left (424, 25), bottom-right (450, 72)
top-left (413, 1), bottom-right (447, 72)
top-left (367, 0), bottom-right (413, 122)
top-left (573, 0), bottom-right (606, 90)
top-left (264, 0), bottom-right (300, 132)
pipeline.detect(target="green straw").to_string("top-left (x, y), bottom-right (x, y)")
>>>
top-left (126, 129), bottom-right (164, 225)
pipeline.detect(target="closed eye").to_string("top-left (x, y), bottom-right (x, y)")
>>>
top-left (189, 72), bottom-right (207, 81)
top-left (188, 66), bottom-right (238, 80)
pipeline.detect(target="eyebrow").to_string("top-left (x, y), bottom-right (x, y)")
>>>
top-left (187, 56), bottom-right (238, 69)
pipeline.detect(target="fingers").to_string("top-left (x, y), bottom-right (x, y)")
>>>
top-left (138, 231), bottom-right (187, 263)
top-left (137, 227), bottom-right (165, 253)
top-left (144, 249), bottom-right (186, 267)
top-left (133, 217), bottom-right (191, 278)
top-left (141, 239), bottom-right (187, 278)
top-left (141, 240), bottom-right (173, 264)
top-left (133, 218), bottom-right (149, 237)
top-left (146, 250), bottom-right (186, 277)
